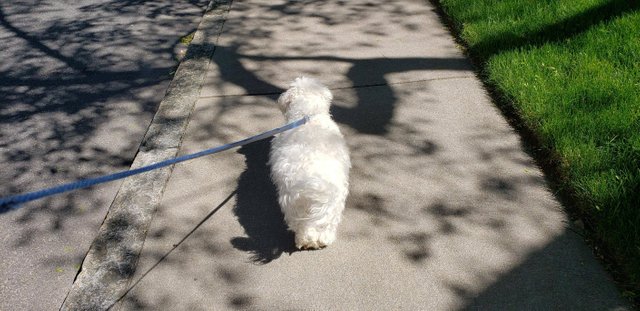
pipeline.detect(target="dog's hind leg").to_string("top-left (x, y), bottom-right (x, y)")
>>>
top-left (282, 178), bottom-right (346, 250)
top-left (295, 203), bottom-right (344, 249)
top-left (294, 226), bottom-right (322, 250)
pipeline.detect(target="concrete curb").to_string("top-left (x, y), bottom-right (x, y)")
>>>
top-left (59, 1), bottom-right (232, 310)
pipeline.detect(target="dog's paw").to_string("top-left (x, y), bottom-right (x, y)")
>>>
top-left (297, 242), bottom-right (322, 250)
top-left (295, 227), bottom-right (336, 250)
top-left (295, 228), bottom-right (322, 250)
top-left (318, 228), bottom-right (336, 248)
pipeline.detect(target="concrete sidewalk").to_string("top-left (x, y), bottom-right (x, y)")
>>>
top-left (75, 0), bottom-right (629, 309)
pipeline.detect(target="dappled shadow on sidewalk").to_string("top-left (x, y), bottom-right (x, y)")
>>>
top-left (110, 191), bottom-right (235, 310)
top-left (210, 45), bottom-right (471, 135)
top-left (198, 0), bottom-right (473, 134)
top-left (107, 0), bottom-right (628, 308)
top-left (456, 230), bottom-right (627, 310)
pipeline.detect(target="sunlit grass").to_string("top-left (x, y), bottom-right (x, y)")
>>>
top-left (180, 31), bottom-right (196, 45)
top-left (438, 0), bottom-right (640, 296)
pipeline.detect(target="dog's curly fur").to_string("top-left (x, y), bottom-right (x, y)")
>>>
top-left (269, 77), bottom-right (351, 250)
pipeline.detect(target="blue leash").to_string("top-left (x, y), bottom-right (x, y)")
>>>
top-left (0, 116), bottom-right (309, 210)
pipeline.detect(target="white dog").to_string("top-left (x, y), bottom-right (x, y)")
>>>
top-left (269, 77), bottom-right (351, 250)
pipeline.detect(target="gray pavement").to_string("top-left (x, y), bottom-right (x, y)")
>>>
top-left (11, 0), bottom-right (629, 309)
top-left (0, 1), bottom-right (208, 310)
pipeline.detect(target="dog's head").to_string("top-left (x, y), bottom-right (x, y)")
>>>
top-left (277, 76), bottom-right (333, 119)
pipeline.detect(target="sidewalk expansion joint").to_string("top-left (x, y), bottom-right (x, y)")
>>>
top-left (198, 74), bottom-right (476, 98)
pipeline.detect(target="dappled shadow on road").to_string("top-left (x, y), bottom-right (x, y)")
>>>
top-left (0, 0), bottom-right (208, 309)
top-left (0, 0), bottom-right (207, 214)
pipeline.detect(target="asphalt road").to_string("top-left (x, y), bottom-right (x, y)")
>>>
top-left (0, 1), bottom-right (208, 309)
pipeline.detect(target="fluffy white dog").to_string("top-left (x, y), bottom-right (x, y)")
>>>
top-left (269, 77), bottom-right (351, 250)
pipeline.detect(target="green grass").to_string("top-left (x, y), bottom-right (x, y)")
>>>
top-left (437, 0), bottom-right (640, 298)
top-left (180, 31), bottom-right (196, 45)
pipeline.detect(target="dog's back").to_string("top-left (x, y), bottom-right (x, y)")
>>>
top-left (269, 77), bottom-right (351, 249)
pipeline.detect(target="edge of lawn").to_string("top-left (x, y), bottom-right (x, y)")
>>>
top-left (427, 0), bottom-right (638, 307)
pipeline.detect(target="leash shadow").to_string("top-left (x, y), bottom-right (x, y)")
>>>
top-left (231, 138), bottom-right (296, 264)
top-left (106, 190), bottom-right (235, 310)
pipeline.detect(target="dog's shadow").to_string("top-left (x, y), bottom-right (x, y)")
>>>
top-left (231, 138), bottom-right (296, 264)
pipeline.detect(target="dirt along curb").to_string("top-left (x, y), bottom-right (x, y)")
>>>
top-left (59, 1), bottom-right (232, 310)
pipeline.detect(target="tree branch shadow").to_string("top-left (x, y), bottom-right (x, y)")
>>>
top-left (211, 45), bottom-right (471, 135)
